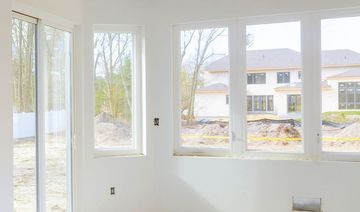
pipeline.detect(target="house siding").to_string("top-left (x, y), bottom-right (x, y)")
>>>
top-left (195, 67), bottom-right (360, 119)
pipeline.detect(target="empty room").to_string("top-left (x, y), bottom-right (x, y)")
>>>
top-left (1, 0), bottom-right (360, 211)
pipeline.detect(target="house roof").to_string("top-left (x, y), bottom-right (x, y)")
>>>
top-left (274, 81), bottom-right (331, 92)
top-left (205, 49), bottom-right (360, 72)
top-left (322, 49), bottom-right (360, 67)
top-left (327, 69), bottom-right (360, 79)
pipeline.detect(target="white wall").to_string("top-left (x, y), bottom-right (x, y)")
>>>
top-left (12, 0), bottom-right (84, 24)
top-left (84, 1), bottom-right (360, 212)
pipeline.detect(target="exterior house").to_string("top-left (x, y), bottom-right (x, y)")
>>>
top-left (195, 48), bottom-right (360, 119)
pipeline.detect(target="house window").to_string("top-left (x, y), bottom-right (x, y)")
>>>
top-left (246, 21), bottom-right (302, 152)
top-left (177, 26), bottom-right (230, 151)
top-left (247, 73), bottom-right (266, 84)
top-left (287, 95), bottom-right (301, 113)
top-left (298, 71), bottom-right (302, 80)
top-left (93, 26), bottom-right (143, 155)
top-left (338, 82), bottom-right (360, 110)
top-left (247, 95), bottom-right (273, 112)
top-left (321, 16), bottom-right (360, 153)
top-left (277, 72), bottom-right (290, 83)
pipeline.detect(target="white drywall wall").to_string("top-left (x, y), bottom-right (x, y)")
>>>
top-left (84, 0), bottom-right (360, 212)
top-left (13, 0), bottom-right (84, 24)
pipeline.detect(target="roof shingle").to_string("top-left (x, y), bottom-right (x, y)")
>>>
top-left (205, 49), bottom-right (360, 72)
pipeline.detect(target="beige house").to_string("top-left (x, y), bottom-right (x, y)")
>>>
top-left (195, 48), bottom-right (360, 119)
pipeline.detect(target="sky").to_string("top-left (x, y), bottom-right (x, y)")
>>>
top-left (182, 16), bottom-right (360, 61)
top-left (247, 16), bottom-right (360, 53)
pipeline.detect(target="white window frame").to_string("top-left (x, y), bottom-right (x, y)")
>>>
top-left (318, 8), bottom-right (360, 162)
top-left (172, 21), bottom-right (235, 157)
top-left (92, 25), bottom-right (144, 157)
top-left (173, 8), bottom-right (360, 161)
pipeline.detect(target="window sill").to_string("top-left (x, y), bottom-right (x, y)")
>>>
top-left (173, 151), bottom-right (360, 162)
top-left (93, 149), bottom-right (145, 158)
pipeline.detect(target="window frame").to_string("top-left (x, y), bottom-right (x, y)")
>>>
top-left (92, 25), bottom-right (144, 157)
top-left (173, 8), bottom-right (360, 161)
top-left (319, 10), bottom-right (360, 161)
top-left (173, 22), bottom-right (235, 156)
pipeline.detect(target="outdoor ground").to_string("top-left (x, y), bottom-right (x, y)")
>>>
top-left (14, 135), bottom-right (67, 212)
top-left (182, 112), bottom-right (360, 152)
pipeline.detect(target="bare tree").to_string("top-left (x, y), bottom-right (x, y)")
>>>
top-left (181, 28), bottom-right (226, 124)
top-left (12, 19), bottom-right (36, 113)
top-left (94, 32), bottom-right (132, 121)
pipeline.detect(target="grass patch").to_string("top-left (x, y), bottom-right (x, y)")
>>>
top-left (322, 111), bottom-right (360, 123)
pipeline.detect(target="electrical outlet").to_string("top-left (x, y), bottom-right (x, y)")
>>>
top-left (154, 117), bottom-right (160, 126)
top-left (110, 187), bottom-right (115, 195)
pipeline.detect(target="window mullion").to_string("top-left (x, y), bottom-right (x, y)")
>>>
top-left (228, 21), bottom-right (247, 155)
top-left (301, 14), bottom-right (322, 158)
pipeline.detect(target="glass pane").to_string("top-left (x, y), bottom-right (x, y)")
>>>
top-left (180, 28), bottom-right (229, 148)
top-left (12, 18), bottom-right (37, 212)
top-left (44, 26), bottom-right (71, 211)
top-left (247, 96), bottom-right (253, 111)
top-left (246, 21), bottom-right (302, 152)
top-left (321, 17), bottom-right (360, 152)
top-left (94, 32), bottom-right (134, 149)
top-left (267, 96), bottom-right (274, 111)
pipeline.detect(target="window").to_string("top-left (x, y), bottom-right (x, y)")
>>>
top-left (177, 26), bottom-right (229, 151)
top-left (288, 95), bottom-right (301, 113)
top-left (246, 21), bottom-right (302, 152)
top-left (12, 13), bottom-right (73, 212)
top-left (93, 26), bottom-right (143, 155)
top-left (321, 16), bottom-right (360, 152)
top-left (174, 10), bottom-right (360, 160)
top-left (338, 82), bottom-right (360, 109)
top-left (247, 95), bottom-right (273, 112)
top-left (247, 73), bottom-right (266, 84)
top-left (277, 72), bottom-right (290, 83)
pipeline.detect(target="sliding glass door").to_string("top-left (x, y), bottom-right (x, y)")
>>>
top-left (12, 13), bottom-right (73, 212)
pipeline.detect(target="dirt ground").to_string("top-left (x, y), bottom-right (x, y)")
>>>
top-left (94, 112), bottom-right (132, 148)
top-left (182, 120), bottom-right (360, 152)
top-left (14, 135), bottom-right (67, 212)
